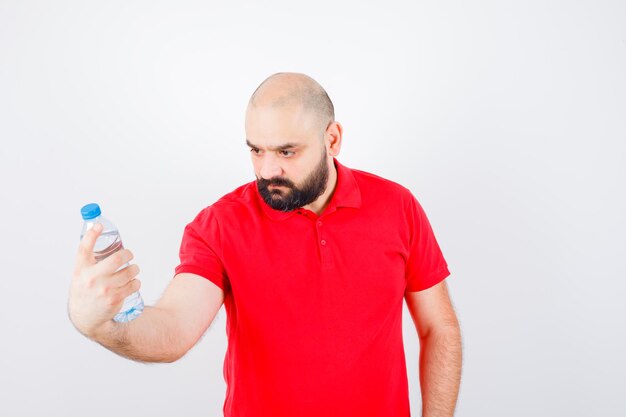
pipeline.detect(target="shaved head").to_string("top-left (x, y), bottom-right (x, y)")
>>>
top-left (245, 72), bottom-right (343, 215)
top-left (247, 72), bottom-right (334, 139)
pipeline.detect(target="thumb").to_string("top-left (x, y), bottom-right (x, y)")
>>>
top-left (77, 223), bottom-right (103, 267)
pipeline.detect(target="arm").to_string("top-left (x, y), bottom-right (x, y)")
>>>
top-left (69, 224), bottom-right (225, 363)
top-left (92, 273), bottom-right (225, 363)
top-left (405, 280), bottom-right (462, 417)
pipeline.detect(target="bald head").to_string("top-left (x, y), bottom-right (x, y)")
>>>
top-left (247, 72), bottom-right (335, 139)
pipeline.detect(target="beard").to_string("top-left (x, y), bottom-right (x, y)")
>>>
top-left (256, 147), bottom-right (329, 212)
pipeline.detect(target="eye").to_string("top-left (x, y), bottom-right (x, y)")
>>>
top-left (250, 148), bottom-right (260, 155)
top-left (280, 150), bottom-right (295, 157)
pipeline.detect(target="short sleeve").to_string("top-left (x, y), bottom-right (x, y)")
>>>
top-left (404, 192), bottom-right (451, 292)
top-left (174, 206), bottom-right (230, 292)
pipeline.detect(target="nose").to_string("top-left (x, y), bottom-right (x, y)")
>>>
top-left (259, 153), bottom-right (284, 180)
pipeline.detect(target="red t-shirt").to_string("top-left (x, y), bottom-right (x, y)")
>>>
top-left (174, 157), bottom-right (451, 417)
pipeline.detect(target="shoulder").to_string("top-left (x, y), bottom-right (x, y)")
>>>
top-left (349, 165), bottom-right (415, 205)
top-left (189, 181), bottom-right (258, 226)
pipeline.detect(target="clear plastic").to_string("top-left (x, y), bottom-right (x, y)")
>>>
top-left (80, 214), bottom-right (144, 323)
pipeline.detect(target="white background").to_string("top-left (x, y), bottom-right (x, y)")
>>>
top-left (1, 0), bottom-right (624, 416)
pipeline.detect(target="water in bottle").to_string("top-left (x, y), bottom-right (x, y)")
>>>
top-left (80, 203), bottom-right (144, 323)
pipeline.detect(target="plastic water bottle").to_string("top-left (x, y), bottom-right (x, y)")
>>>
top-left (80, 203), bottom-right (144, 323)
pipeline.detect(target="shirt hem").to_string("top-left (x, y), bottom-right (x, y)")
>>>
top-left (405, 265), bottom-right (451, 292)
top-left (174, 266), bottom-right (227, 291)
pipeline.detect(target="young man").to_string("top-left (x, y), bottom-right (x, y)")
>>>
top-left (69, 72), bottom-right (462, 417)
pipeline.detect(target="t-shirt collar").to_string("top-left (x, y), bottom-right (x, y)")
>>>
top-left (254, 157), bottom-right (362, 221)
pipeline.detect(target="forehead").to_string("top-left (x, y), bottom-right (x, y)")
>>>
top-left (245, 104), bottom-right (319, 149)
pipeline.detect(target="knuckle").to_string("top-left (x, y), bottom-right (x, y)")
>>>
top-left (112, 251), bottom-right (123, 263)
top-left (71, 266), bottom-right (82, 280)
top-left (97, 286), bottom-right (110, 297)
top-left (85, 275), bottom-right (97, 289)
top-left (114, 249), bottom-right (132, 264)
top-left (77, 245), bottom-right (89, 259)
top-left (112, 251), bottom-right (126, 266)
top-left (123, 268), bottom-right (134, 282)
top-left (104, 296), bottom-right (117, 308)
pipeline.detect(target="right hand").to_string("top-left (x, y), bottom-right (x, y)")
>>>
top-left (68, 223), bottom-right (141, 338)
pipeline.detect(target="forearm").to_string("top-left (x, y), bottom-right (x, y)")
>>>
top-left (419, 326), bottom-right (463, 417)
top-left (91, 306), bottom-right (182, 364)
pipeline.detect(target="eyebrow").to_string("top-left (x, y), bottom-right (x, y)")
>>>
top-left (246, 139), bottom-right (303, 151)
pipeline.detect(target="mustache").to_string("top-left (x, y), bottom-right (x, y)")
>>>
top-left (258, 177), bottom-right (294, 188)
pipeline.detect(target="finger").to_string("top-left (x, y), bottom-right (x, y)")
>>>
top-left (112, 278), bottom-right (142, 301)
top-left (76, 223), bottom-right (104, 268)
top-left (93, 248), bottom-right (135, 276)
top-left (109, 263), bottom-right (141, 288)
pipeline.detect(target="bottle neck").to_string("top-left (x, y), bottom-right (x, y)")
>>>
top-left (84, 215), bottom-right (102, 224)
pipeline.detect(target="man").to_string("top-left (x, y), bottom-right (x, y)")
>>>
top-left (69, 72), bottom-right (462, 417)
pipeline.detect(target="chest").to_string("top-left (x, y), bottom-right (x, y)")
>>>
top-left (221, 209), bottom-right (408, 314)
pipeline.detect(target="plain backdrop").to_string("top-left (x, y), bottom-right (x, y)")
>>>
top-left (1, 0), bottom-right (624, 416)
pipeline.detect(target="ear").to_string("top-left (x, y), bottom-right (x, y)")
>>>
top-left (326, 121), bottom-right (343, 156)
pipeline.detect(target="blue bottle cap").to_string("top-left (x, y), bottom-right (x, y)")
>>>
top-left (81, 203), bottom-right (101, 220)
